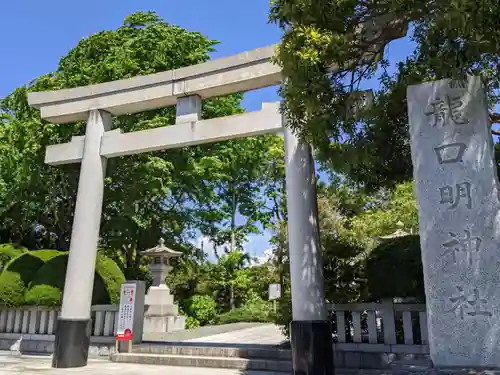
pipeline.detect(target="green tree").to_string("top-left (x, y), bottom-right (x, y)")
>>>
top-left (212, 250), bottom-right (251, 310)
top-left (269, 0), bottom-right (500, 191)
top-left (0, 11), bottom-right (260, 281)
top-left (260, 136), bottom-right (288, 293)
top-left (199, 136), bottom-right (282, 258)
top-left (345, 182), bottom-right (418, 249)
top-left (185, 294), bottom-right (219, 326)
top-left (316, 184), bottom-right (368, 303)
top-left (166, 257), bottom-right (214, 306)
top-left (365, 234), bottom-right (424, 301)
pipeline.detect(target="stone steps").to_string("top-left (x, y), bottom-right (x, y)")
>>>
top-left (110, 343), bottom-right (435, 374)
top-left (132, 343), bottom-right (292, 360)
top-left (389, 358), bottom-right (433, 375)
top-left (111, 352), bottom-right (293, 372)
top-left (110, 343), bottom-right (293, 372)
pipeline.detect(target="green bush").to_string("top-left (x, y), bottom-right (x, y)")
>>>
top-left (272, 290), bottom-right (292, 338)
top-left (186, 316), bottom-right (201, 329)
top-left (0, 250), bottom-right (62, 307)
top-left (217, 297), bottom-right (274, 325)
top-left (24, 252), bottom-right (125, 306)
top-left (187, 295), bottom-right (218, 326)
top-left (0, 244), bottom-right (27, 269)
top-left (365, 235), bottom-right (425, 301)
top-left (24, 254), bottom-right (67, 306)
top-left (94, 253), bottom-right (126, 304)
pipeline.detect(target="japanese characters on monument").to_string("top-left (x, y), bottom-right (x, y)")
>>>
top-left (116, 283), bottom-right (137, 341)
top-left (408, 76), bottom-right (500, 367)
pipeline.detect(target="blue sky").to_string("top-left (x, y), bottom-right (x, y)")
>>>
top-left (0, 0), bottom-right (416, 260)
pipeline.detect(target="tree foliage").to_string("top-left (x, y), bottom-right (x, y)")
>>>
top-left (365, 234), bottom-right (424, 301)
top-left (270, 0), bottom-right (500, 191)
top-left (0, 11), bottom-right (279, 282)
top-left (197, 136), bottom-right (282, 257)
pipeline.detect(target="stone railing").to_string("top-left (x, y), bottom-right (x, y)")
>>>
top-left (0, 305), bottom-right (119, 337)
top-left (0, 301), bottom-right (429, 360)
top-left (90, 304), bottom-right (120, 337)
top-left (328, 302), bottom-right (428, 354)
top-left (0, 305), bottom-right (119, 354)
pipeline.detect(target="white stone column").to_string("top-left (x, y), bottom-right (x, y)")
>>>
top-left (53, 109), bottom-right (111, 369)
top-left (284, 125), bottom-right (327, 321)
top-left (284, 123), bottom-right (333, 374)
top-left (60, 109), bottom-right (111, 319)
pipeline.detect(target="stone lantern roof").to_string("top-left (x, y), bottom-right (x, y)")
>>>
top-left (377, 229), bottom-right (410, 240)
top-left (376, 221), bottom-right (411, 240)
top-left (141, 238), bottom-right (182, 258)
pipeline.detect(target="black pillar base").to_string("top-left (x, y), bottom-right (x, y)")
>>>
top-left (52, 318), bottom-right (91, 368)
top-left (291, 320), bottom-right (334, 375)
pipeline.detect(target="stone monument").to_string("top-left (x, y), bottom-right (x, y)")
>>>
top-left (140, 238), bottom-right (186, 335)
top-left (408, 76), bottom-right (500, 368)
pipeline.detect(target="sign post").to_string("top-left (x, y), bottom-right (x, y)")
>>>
top-left (268, 283), bottom-right (282, 313)
top-left (115, 281), bottom-right (145, 353)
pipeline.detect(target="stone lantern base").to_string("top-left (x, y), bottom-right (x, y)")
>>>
top-left (143, 285), bottom-right (186, 335)
top-left (143, 315), bottom-right (186, 334)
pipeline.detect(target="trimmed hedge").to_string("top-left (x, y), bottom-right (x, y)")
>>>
top-left (24, 252), bottom-right (125, 306)
top-left (0, 250), bottom-right (62, 307)
top-left (0, 244), bottom-right (27, 269)
top-left (26, 254), bottom-right (103, 306)
top-left (365, 235), bottom-right (425, 301)
top-left (24, 253), bottom-right (67, 306)
top-left (94, 253), bottom-right (126, 304)
top-left (0, 250), bottom-right (125, 307)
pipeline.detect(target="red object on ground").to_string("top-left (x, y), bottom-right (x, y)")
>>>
top-left (116, 328), bottom-right (132, 341)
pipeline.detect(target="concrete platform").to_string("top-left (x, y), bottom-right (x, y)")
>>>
top-left (0, 353), bottom-right (448, 374)
top-left (0, 354), bottom-right (289, 374)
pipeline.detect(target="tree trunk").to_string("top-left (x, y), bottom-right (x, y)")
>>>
top-left (229, 285), bottom-right (236, 310)
top-left (278, 244), bottom-right (285, 295)
top-left (230, 190), bottom-right (237, 252)
top-left (133, 253), bottom-right (142, 279)
top-left (125, 244), bottom-right (135, 279)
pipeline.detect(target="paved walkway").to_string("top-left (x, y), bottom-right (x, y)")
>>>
top-left (0, 355), bottom-right (287, 375)
top-left (143, 322), bottom-right (265, 342)
top-left (185, 324), bottom-right (287, 345)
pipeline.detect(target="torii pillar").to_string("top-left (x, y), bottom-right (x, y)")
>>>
top-left (52, 109), bottom-right (111, 368)
top-left (284, 122), bottom-right (333, 375)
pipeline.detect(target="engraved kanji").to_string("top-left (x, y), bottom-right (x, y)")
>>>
top-left (439, 182), bottom-right (472, 209)
top-left (434, 142), bottom-right (467, 164)
top-left (441, 229), bottom-right (482, 265)
top-left (447, 286), bottom-right (492, 319)
top-left (425, 95), bottom-right (469, 127)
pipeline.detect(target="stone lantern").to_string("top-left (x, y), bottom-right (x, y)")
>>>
top-left (140, 238), bottom-right (186, 336)
top-left (141, 238), bottom-right (182, 287)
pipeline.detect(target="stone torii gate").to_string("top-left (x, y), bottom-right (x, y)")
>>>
top-left (28, 20), bottom-right (404, 374)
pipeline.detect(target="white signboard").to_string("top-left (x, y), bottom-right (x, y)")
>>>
top-left (116, 283), bottom-right (136, 340)
top-left (268, 283), bottom-right (281, 301)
